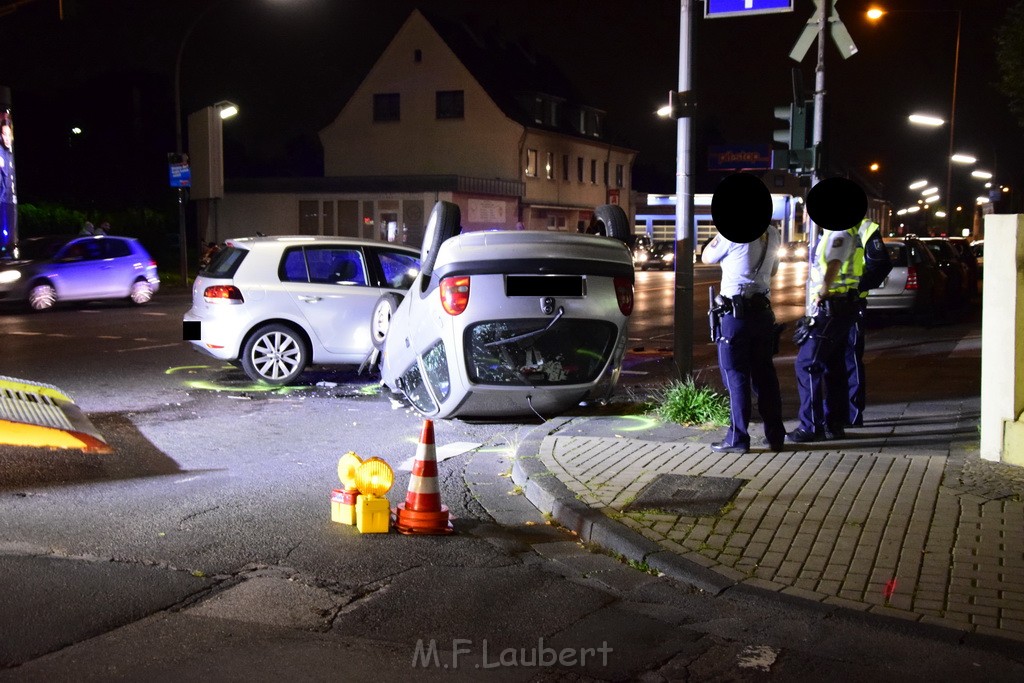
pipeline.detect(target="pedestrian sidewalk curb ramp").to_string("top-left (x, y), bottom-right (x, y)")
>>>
top-left (511, 414), bottom-right (1024, 654)
top-left (0, 375), bottom-right (111, 453)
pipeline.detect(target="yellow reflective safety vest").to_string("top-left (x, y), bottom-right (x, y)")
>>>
top-left (809, 227), bottom-right (863, 300)
top-left (855, 218), bottom-right (881, 298)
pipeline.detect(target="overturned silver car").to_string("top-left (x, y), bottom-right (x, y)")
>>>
top-left (371, 201), bottom-right (634, 419)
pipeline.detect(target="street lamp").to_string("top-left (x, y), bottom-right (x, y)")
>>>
top-left (869, 6), bottom-right (962, 233)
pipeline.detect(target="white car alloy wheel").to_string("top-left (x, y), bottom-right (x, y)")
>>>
top-left (29, 283), bottom-right (57, 311)
top-left (129, 280), bottom-right (154, 305)
top-left (370, 293), bottom-right (402, 351)
top-left (241, 324), bottom-right (307, 385)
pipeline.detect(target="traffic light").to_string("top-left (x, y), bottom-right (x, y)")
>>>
top-left (773, 101), bottom-right (810, 151)
top-left (772, 100), bottom-right (814, 174)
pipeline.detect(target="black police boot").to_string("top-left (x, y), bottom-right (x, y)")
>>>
top-left (786, 428), bottom-right (826, 444)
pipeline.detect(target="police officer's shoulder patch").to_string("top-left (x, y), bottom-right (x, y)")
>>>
top-left (709, 237), bottom-right (719, 248)
top-left (833, 236), bottom-right (845, 248)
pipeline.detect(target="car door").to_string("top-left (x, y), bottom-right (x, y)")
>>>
top-left (279, 245), bottom-right (382, 357)
top-left (50, 238), bottom-right (108, 299)
top-left (95, 238), bottom-right (136, 296)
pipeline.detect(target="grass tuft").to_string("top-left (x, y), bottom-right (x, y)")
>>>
top-left (651, 377), bottom-right (730, 427)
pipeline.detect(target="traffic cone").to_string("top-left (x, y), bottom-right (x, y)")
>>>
top-left (393, 420), bottom-right (454, 535)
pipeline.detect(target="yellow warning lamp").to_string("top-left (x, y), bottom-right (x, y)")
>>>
top-left (330, 451), bottom-right (363, 525)
top-left (355, 457), bottom-right (394, 533)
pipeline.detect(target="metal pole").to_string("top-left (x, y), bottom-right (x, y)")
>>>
top-left (673, 0), bottom-right (695, 380)
top-left (174, 1), bottom-right (225, 284)
top-left (944, 10), bottom-right (961, 236)
top-left (805, 0), bottom-right (828, 308)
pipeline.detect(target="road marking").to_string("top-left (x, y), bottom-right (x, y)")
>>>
top-left (116, 343), bottom-right (181, 353)
top-left (397, 441), bottom-right (481, 471)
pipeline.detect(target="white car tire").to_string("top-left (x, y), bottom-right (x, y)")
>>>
top-left (28, 283), bottom-right (57, 311)
top-left (241, 324), bottom-right (308, 385)
top-left (129, 280), bottom-right (154, 305)
top-left (370, 293), bottom-right (403, 351)
top-left (593, 204), bottom-right (631, 243)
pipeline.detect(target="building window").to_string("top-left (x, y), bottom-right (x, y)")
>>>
top-left (577, 157), bottom-right (584, 183)
top-left (603, 162), bottom-right (609, 186)
top-left (562, 154), bottom-right (569, 181)
top-left (436, 90), bottom-right (464, 119)
top-left (373, 93), bottom-right (400, 122)
top-left (615, 164), bottom-right (624, 188)
top-left (525, 149), bottom-right (538, 177)
top-left (590, 159), bottom-right (597, 184)
top-left (545, 152), bottom-right (554, 180)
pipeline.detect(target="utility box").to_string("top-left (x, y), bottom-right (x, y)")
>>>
top-left (979, 213), bottom-right (1024, 466)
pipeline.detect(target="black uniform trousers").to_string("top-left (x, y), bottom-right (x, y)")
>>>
top-left (717, 306), bottom-right (786, 448)
top-left (795, 309), bottom-right (857, 435)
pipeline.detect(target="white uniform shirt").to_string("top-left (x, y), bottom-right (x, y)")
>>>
top-left (701, 227), bottom-right (781, 298)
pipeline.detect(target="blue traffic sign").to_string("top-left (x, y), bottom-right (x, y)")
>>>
top-left (705, 0), bottom-right (793, 19)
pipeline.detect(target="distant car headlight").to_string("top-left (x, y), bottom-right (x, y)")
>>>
top-left (635, 253), bottom-right (648, 262)
top-left (777, 246), bottom-right (788, 257)
top-left (795, 247), bottom-right (807, 258)
top-left (663, 253), bottom-right (674, 261)
top-left (0, 270), bottom-right (21, 284)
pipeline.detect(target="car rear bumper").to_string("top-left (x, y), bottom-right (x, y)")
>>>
top-left (182, 310), bottom-right (244, 360)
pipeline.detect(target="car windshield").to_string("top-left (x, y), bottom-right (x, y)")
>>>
top-left (17, 236), bottom-right (71, 261)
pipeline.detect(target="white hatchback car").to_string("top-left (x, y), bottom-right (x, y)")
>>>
top-left (373, 201), bottom-right (634, 419)
top-left (183, 236), bottom-right (419, 385)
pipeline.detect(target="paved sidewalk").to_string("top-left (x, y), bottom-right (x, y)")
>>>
top-left (512, 359), bottom-right (1024, 646)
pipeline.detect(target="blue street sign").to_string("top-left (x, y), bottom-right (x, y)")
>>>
top-left (705, 0), bottom-right (793, 19)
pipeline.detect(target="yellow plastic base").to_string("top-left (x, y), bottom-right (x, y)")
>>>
top-left (330, 489), bottom-right (358, 525)
top-left (356, 495), bottom-right (390, 533)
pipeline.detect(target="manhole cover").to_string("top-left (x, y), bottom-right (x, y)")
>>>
top-left (623, 474), bottom-right (744, 516)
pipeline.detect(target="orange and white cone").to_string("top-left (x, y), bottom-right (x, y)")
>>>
top-left (393, 420), bottom-right (454, 535)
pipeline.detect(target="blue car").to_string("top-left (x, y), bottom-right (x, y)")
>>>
top-left (0, 235), bottom-right (160, 311)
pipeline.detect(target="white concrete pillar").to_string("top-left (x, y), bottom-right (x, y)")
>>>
top-left (979, 213), bottom-right (1024, 465)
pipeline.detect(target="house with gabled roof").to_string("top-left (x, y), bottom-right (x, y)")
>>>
top-left (212, 9), bottom-right (636, 247)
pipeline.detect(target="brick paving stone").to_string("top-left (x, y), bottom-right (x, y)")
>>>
top-left (971, 614), bottom-right (1000, 628)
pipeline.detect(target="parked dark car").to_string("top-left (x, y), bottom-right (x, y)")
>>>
top-left (636, 241), bottom-right (675, 271)
top-left (971, 239), bottom-right (984, 278)
top-left (944, 237), bottom-right (979, 294)
top-left (920, 237), bottom-right (971, 305)
top-left (866, 237), bottom-right (947, 323)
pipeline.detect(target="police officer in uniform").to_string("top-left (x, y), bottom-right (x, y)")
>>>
top-left (846, 216), bottom-right (891, 427)
top-left (704, 173), bottom-right (787, 453)
top-left (789, 179), bottom-right (867, 443)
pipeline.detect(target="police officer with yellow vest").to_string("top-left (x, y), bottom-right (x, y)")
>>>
top-left (846, 217), bottom-right (892, 427)
top-left (788, 178), bottom-right (869, 444)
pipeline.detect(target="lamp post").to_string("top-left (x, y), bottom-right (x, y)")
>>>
top-left (174, 0), bottom-right (229, 284)
top-left (868, 6), bottom-right (962, 234)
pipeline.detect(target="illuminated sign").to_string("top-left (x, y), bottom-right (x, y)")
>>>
top-left (705, 0), bottom-right (793, 19)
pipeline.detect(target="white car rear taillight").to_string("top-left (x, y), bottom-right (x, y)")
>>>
top-left (203, 285), bottom-right (244, 304)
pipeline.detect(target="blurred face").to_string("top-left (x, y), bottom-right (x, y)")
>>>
top-left (1, 123), bottom-right (11, 151)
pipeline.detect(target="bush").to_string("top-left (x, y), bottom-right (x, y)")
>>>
top-left (652, 377), bottom-right (730, 427)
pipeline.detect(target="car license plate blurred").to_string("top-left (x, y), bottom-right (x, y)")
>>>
top-left (505, 275), bottom-right (584, 297)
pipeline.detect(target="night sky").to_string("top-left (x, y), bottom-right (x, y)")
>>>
top-left (2, 0), bottom-right (1021, 221)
